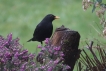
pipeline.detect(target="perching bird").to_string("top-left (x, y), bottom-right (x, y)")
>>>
top-left (27, 14), bottom-right (59, 44)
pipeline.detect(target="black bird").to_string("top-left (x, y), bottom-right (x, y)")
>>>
top-left (27, 14), bottom-right (59, 44)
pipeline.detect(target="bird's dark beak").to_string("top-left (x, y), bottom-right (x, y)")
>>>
top-left (55, 16), bottom-right (60, 19)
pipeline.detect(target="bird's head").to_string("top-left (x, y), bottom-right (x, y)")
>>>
top-left (43, 14), bottom-right (60, 21)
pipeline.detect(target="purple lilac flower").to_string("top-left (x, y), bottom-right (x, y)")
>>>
top-left (0, 33), bottom-right (36, 71)
top-left (44, 38), bottom-right (49, 44)
top-left (38, 45), bottom-right (42, 48)
top-left (0, 33), bottom-right (70, 71)
top-left (20, 62), bottom-right (28, 71)
top-left (54, 59), bottom-right (59, 64)
top-left (36, 38), bottom-right (71, 71)
top-left (65, 65), bottom-right (71, 69)
top-left (54, 51), bottom-right (58, 55)
top-left (7, 33), bottom-right (12, 42)
top-left (47, 67), bottom-right (53, 71)
top-left (53, 46), bottom-right (61, 51)
top-left (60, 52), bottom-right (65, 57)
top-left (41, 48), bottom-right (45, 51)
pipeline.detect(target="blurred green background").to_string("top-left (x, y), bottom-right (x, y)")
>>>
top-left (0, 0), bottom-right (106, 70)
top-left (0, 0), bottom-right (106, 51)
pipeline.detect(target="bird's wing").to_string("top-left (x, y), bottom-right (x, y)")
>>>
top-left (33, 24), bottom-right (44, 36)
top-left (34, 23), bottom-right (52, 34)
top-left (33, 25), bottom-right (39, 36)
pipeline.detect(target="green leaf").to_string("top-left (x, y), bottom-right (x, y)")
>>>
top-left (96, 0), bottom-right (102, 3)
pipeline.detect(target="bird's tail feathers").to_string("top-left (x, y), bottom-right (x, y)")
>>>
top-left (27, 38), bottom-right (32, 42)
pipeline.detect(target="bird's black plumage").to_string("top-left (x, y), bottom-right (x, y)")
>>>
top-left (27, 14), bottom-right (59, 44)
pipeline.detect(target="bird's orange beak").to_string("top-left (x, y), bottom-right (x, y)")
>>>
top-left (55, 16), bottom-right (60, 19)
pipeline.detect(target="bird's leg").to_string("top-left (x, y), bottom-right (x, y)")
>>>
top-left (41, 41), bottom-right (43, 46)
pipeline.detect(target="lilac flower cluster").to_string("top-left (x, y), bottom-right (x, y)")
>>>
top-left (0, 33), bottom-right (36, 71)
top-left (36, 38), bottom-right (71, 71)
top-left (0, 34), bottom-right (70, 71)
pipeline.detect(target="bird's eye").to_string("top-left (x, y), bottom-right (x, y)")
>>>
top-left (50, 15), bottom-right (53, 17)
top-left (50, 15), bottom-right (54, 18)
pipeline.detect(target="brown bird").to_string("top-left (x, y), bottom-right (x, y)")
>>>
top-left (27, 14), bottom-right (59, 44)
